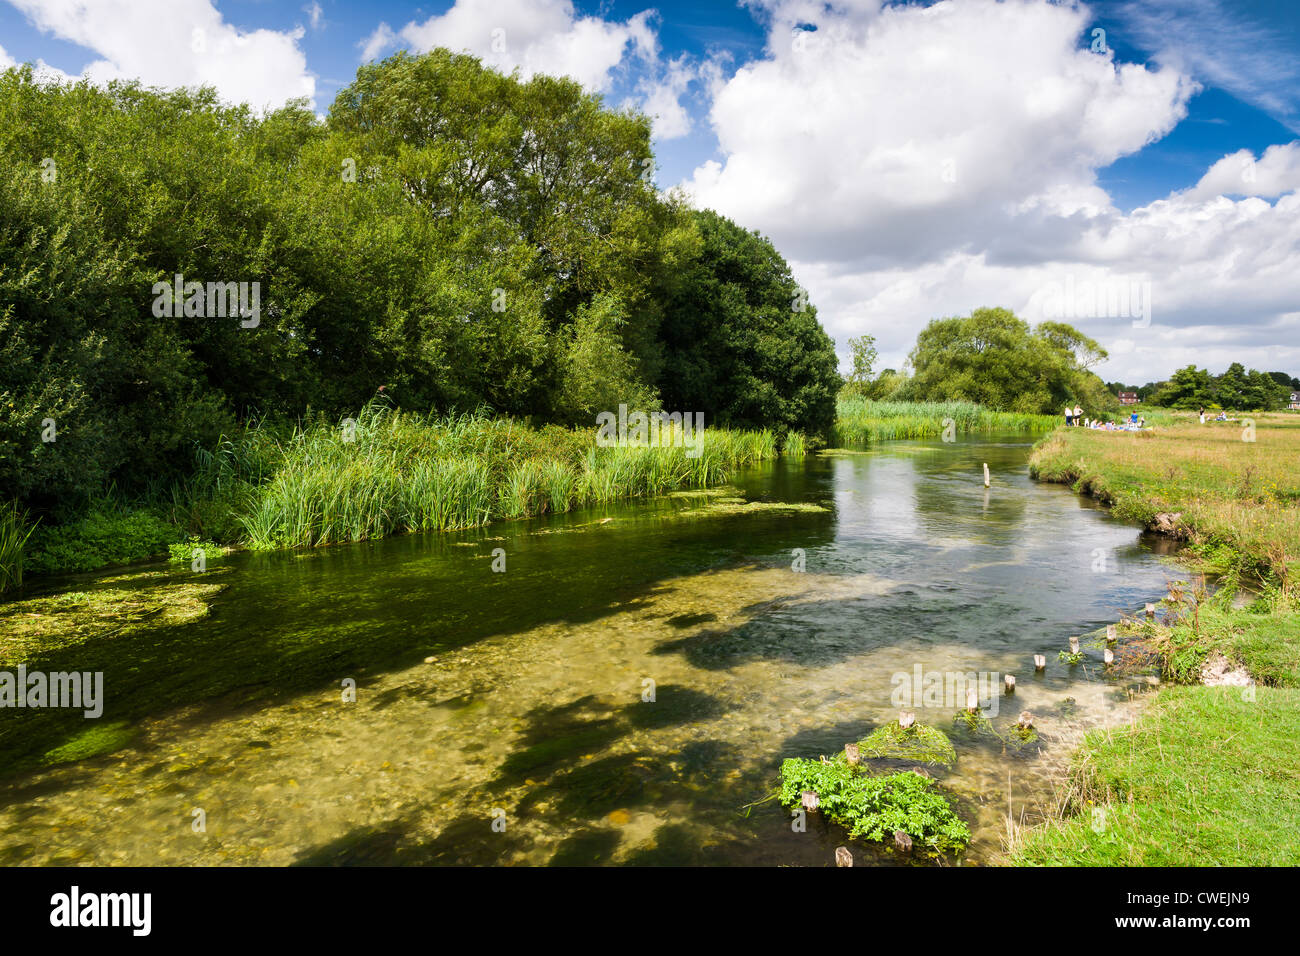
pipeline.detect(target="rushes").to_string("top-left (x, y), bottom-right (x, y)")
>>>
top-left (834, 398), bottom-right (1058, 444)
top-left (239, 404), bottom-right (781, 549)
top-left (0, 502), bottom-right (35, 593)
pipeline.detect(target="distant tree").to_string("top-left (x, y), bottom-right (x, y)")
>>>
top-left (1153, 366), bottom-right (1214, 409)
top-left (901, 307), bottom-right (1111, 414)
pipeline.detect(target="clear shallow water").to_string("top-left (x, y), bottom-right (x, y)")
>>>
top-left (0, 434), bottom-right (1178, 866)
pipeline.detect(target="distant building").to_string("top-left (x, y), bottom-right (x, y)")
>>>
top-left (1290, 391), bottom-right (1300, 410)
top-left (1118, 391), bottom-right (1139, 405)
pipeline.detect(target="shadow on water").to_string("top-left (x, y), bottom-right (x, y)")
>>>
top-left (0, 484), bottom-right (836, 780)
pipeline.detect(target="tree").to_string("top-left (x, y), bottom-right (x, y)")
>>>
top-left (655, 209), bottom-right (841, 436)
top-left (901, 307), bottom-right (1110, 414)
top-left (1153, 366), bottom-right (1214, 409)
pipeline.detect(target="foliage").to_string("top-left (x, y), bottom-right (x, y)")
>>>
top-left (1009, 686), bottom-right (1300, 866)
top-left (23, 501), bottom-right (180, 575)
top-left (0, 54), bottom-right (839, 544)
top-left (857, 722), bottom-right (957, 766)
top-left (899, 307), bottom-right (1114, 414)
top-left (779, 757), bottom-right (970, 851)
top-left (655, 209), bottom-right (841, 437)
top-left (1148, 363), bottom-right (1293, 411)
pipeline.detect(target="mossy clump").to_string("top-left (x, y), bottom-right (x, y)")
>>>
top-left (778, 757), bottom-right (970, 852)
top-left (40, 721), bottom-right (135, 767)
top-left (857, 722), bottom-right (957, 767)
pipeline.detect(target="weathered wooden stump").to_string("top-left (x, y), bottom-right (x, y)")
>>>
top-left (835, 846), bottom-right (853, 868)
top-left (1069, 636), bottom-right (1080, 655)
top-left (910, 766), bottom-right (932, 778)
top-left (1103, 647), bottom-right (1115, 665)
top-left (1146, 603), bottom-right (1156, 620)
top-left (844, 743), bottom-right (861, 765)
top-left (801, 790), bottom-right (819, 813)
top-left (1034, 654), bottom-right (1046, 671)
top-left (898, 710), bottom-right (916, 729)
top-left (1004, 674), bottom-right (1016, 693)
top-left (965, 689), bottom-right (979, 713)
top-left (983, 463), bottom-right (990, 488)
top-left (1106, 625), bottom-right (1117, 644)
top-left (1017, 711), bottom-right (1034, 730)
top-left (894, 830), bottom-right (913, 853)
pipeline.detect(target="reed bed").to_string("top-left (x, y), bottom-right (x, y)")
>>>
top-left (834, 398), bottom-right (1058, 445)
top-left (240, 404), bottom-right (781, 549)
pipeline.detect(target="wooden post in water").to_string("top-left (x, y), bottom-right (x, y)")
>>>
top-left (1069, 636), bottom-right (1080, 655)
top-left (1017, 711), bottom-right (1035, 730)
top-left (1004, 674), bottom-right (1016, 694)
top-left (1034, 654), bottom-right (1046, 671)
top-left (835, 846), bottom-right (853, 867)
top-left (1106, 625), bottom-right (1117, 644)
top-left (983, 463), bottom-right (990, 487)
top-left (894, 831), bottom-right (913, 854)
top-left (898, 710), bottom-right (916, 729)
top-left (844, 743), bottom-right (860, 765)
top-left (966, 689), bottom-right (979, 713)
top-left (1146, 603), bottom-right (1156, 620)
top-left (801, 791), bottom-right (819, 813)
top-left (1104, 648), bottom-right (1115, 665)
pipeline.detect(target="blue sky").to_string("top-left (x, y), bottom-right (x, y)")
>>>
top-left (2, 0), bottom-right (1299, 381)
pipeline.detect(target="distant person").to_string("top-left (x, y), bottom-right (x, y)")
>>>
top-left (1074, 404), bottom-right (1082, 426)
top-left (1198, 406), bottom-right (1206, 424)
top-left (1064, 404), bottom-right (1073, 426)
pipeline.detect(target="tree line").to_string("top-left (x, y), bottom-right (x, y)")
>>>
top-left (0, 51), bottom-right (840, 518)
top-left (1107, 365), bottom-right (1298, 410)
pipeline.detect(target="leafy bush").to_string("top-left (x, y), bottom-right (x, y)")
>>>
top-left (24, 502), bottom-right (179, 574)
top-left (779, 757), bottom-right (970, 851)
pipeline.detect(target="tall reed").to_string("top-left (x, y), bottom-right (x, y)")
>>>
top-left (0, 502), bottom-right (35, 593)
top-left (238, 403), bottom-right (781, 549)
top-left (834, 398), bottom-right (1058, 445)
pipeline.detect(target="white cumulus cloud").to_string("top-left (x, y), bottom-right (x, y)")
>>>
top-left (8, 0), bottom-right (317, 111)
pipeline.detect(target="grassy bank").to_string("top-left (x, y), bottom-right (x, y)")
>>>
top-left (2, 403), bottom-right (787, 585)
top-left (1012, 414), bottom-right (1300, 866)
top-left (834, 398), bottom-right (1057, 445)
top-left (1010, 686), bottom-right (1300, 866)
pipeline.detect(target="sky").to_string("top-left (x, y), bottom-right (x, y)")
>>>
top-left (2, 0), bottom-right (1299, 385)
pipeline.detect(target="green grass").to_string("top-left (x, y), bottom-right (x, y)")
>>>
top-left (1009, 687), bottom-right (1300, 866)
top-left (834, 398), bottom-right (1057, 444)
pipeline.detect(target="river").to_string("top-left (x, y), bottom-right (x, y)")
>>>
top-left (0, 433), bottom-right (1177, 865)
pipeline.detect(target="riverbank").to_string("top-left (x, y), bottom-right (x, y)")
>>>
top-left (3, 403), bottom-right (789, 587)
top-left (1010, 415), bottom-right (1300, 865)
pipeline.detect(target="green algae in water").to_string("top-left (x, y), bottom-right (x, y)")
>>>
top-left (778, 757), bottom-right (970, 852)
top-left (41, 720), bottom-right (135, 767)
top-left (858, 722), bottom-right (957, 767)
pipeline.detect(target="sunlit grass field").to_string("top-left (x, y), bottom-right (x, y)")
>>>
top-left (1029, 412), bottom-right (1300, 582)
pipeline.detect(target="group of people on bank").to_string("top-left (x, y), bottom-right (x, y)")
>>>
top-left (1064, 404), bottom-right (1145, 431)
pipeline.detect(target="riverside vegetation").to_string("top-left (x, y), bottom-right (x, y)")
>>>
top-left (1011, 411), bottom-right (1300, 865)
